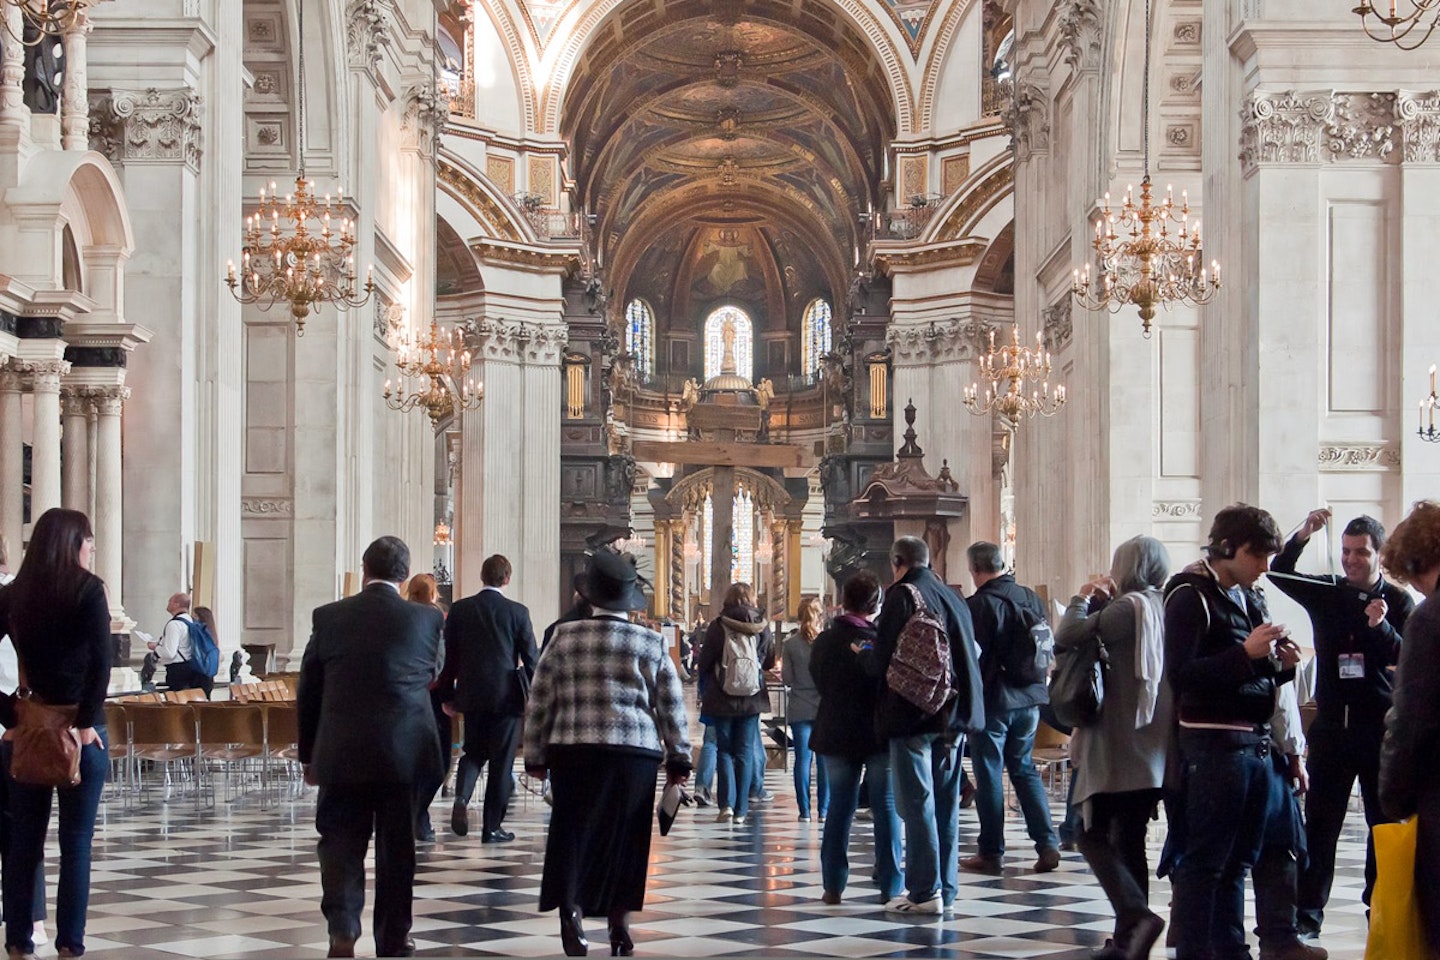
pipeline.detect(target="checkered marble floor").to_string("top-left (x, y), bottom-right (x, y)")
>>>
top-left (33, 765), bottom-right (1370, 959)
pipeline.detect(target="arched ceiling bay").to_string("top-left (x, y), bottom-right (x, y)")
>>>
top-left (561, 0), bottom-right (898, 324)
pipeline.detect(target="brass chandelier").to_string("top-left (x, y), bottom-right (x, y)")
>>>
top-left (1354, 0), bottom-right (1440, 48)
top-left (224, 0), bottom-right (373, 334)
top-left (3, 0), bottom-right (88, 40)
top-left (384, 319), bottom-right (483, 427)
top-left (1071, 0), bottom-right (1219, 336)
top-left (963, 325), bottom-right (1066, 422)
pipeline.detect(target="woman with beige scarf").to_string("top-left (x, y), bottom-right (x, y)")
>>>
top-left (1056, 535), bottom-right (1173, 960)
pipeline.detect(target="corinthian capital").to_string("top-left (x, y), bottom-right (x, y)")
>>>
top-left (1057, 0), bottom-right (1103, 72)
top-left (1000, 79), bottom-right (1049, 161)
top-left (15, 359), bottom-right (70, 390)
top-left (88, 87), bottom-right (203, 171)
top-left (402, 83), bottom-right (449, 153)
top-left (346, 0), bottom-right (394, 73)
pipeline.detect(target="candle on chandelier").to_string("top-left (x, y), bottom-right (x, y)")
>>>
top-left (226, 260), bottom-right (236, 282)
top-left (1430, 363), bottom-right (1436, 394)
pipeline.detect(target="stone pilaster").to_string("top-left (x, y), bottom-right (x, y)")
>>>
top-left (60, 390), bottom-right (89, 511)
top-left (0, 370), bottom-right (22, 557)
top-left (20, 360), bottom-right (69, 519)
top-left (90, 387), bottom-right (129, 626)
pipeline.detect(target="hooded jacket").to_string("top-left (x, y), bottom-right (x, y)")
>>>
top-left (698, 604), bottom-right (775, 717)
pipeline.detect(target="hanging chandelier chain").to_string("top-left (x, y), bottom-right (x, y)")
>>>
top-left (1142, 0), bottom-right (1152, 179)
top-left (297, 0), bottom-right (308, 177)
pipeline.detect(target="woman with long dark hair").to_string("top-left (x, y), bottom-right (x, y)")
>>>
top-left (0, 508), bottom-right (112, 959)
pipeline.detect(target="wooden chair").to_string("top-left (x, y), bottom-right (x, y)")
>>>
top-left (1031, 720), bottom-right (1072, 801)
top-left (193, 703), bottom-right (267, 805)
top-left (101, 702), bottom-right (134, 805)
top-left (261, 703), bottom-right (304, 801)
top-left (124, 703), bottom-right (199, 802)
top-left (165, 688), bottom-right (207, 704)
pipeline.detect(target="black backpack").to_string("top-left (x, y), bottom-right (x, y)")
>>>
top-left (996, 591), bottom-right (1055, 687)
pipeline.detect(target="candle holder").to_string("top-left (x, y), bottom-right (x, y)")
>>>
top-left (1420, 364), bottom-right (1440, 443)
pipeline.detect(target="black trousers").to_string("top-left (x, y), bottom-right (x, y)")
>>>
top-left (414, 691), bottom-right (454, 829)
top-left (1078, 789), bottom-right (1161, 934)
top-left (163, 660), bottom-right (212, 697)
top-left (316, 783), bottom-right (417, 954)
top-left (455, 712), bottom-right (520, 833)
top-left (1297, 720), bottom-right (1385, 930)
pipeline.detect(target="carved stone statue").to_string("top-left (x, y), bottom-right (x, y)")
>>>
top-left (680, 377), bottom-right (700, 411)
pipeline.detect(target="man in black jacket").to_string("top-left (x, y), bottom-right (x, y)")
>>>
top-left (960, 541), bottom-right (1059, 875)
top-left (299, 536), bottom-right (445, 959)
top-left (438, 554), bottom-right (538, 842)
top-left (1270, 508), bottom-right (1412, 939)
top-left (1164, 505), bottom-right (1313, 960)
top-left (874, 536), bottom-right (983, 915)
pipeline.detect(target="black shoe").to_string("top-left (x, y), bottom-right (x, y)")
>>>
top-left (481, 827), bottom-right (515, 843)
top-left (327, 935), bottom-right (358, 958)
top-left (1119, 912), bottom-right (1165, 960)
top-left (1296, 915), bottom-right (1322, 941)
top-left (377, 938), bottom-right (416, 958)
top-left (416, 822), bottom-right (436, 843)
top-left (560, 907), bottom-right (589, 957)
top-left (451, 804), bottom-right (468, 836)
top-left (609, 912), bottom-right (633, 957)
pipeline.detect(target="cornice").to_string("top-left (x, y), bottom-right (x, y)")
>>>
top-left (470, 238), bottom-right (579, 273)
top-left (886, 317), bottom-right (997, 365)
top-left (873, 239), bottom-right (987, 274)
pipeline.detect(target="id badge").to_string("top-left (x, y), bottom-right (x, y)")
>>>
top-left (1338, 653), bottom-right (1365, 680)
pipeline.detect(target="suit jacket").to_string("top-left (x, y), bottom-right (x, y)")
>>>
top-left (298, 582), bottom-right (446, 785)
top-left (438, 587), bottom-right (538, 716)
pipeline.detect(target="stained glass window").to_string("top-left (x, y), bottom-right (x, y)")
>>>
top-left (701, 494), bottom-right (712, 588)
top-left (703, 305), bottom-right (753, 382)
top-left (801, 298), bottom-right (832, 382)
top-left (733, 488), bottom-right (754, 583)
top-left (626, 299), bottom-right (654, 379)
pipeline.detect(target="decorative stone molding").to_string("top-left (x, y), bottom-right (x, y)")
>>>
top-left (373, 299), bottom-right (404, 346)
top-left (241, 497), bottom-right (294, 517)
top-left (402, 83), bottom-right (448, 153)
top-left (1397, 91), bottom-right (1440, 162)
top-left (14, 359), bottom-right (70, 390)
top-left (1057, 0), bottom-right (1103, 72)
top-left (345, 0), bottom-right (393, 73)
top-left (1000, 79), bottom-right (1049, 161)
top-left (88, 87), bottom-right (203, 171)
top-left (886, 318), bottom-right (996, 366)
top-left (1240, 90), bottom-right (1403, 174)
top-left (1238, 91), bottom-right (1335, 172)
top-left (1153, 500), bottom-right (1203, 520)
top-left (80, 385), bottom-right (129, 415)
top-left (459, 317), bottom-right (568, 365)
top-left (1327, 92), bottom-right (1396, 160)
top-left (1042, 298), bottom-right (1073, 352)
top-left (1317, 443), bottom-right (1401, 471)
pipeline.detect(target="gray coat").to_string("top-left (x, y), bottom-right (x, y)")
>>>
top-left (1057, 593), bottom-right (1173, 808)
top-left (782, 632), bottom-right (820, 723)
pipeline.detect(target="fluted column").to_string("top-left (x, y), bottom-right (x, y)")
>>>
top-left (25, 361), bottom-right (67, 520)
top-left (60, 13), bottom-right (92, 151)
top-left (0, 371), bottom-right (22, 559)
top-left (61, 391), bottom-right (89, 511)
top-left (92, 387), bottom-right (128, 620)
top-left (0, 4), bottom-right (26, 136)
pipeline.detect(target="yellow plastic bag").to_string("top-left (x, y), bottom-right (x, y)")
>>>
top-left (1366, 818), bottom-right (1433, 960)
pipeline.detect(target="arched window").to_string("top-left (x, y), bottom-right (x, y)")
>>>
top-left (801, 298), bottom-right (832, 382)
top-left (700, 488), bottom-right (756, 586)
top-left (625, 299), bottom-right (655, 380)
top-left (704, 305), bottom-right (753, 382)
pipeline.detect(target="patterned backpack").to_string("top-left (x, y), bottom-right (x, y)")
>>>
top-left (885, 584), bottom-right (956, 715)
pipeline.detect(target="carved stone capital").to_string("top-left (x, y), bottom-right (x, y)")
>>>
top-left (1000, 79), bottom-right (1049, 161)
top-left (88, 87), bottom-right (203, 171)
top-left (81, 385), bottom-right (130, 417)
top-left (1239, 90), bottom-right (1335, 174)
top-left (1057, 0), bottom-right (1103, 72)
top-left (460, 317), bottom-right (568, 366)
top-left (886, 318), bottom-right (996, 366)
top-left (1317, 443), bottom-right (1401, 471)
top-left (15, 359), bottom-right (70, 390)
top-left (402, 83), bottom-right (449, 153)
top-left (1153, 500), bottom-right (1202, 520)
top-left (346, 0), bottom-right (393, 73)
top-left (1397, 90), bottom-right (1440, 163)
top-left (1041, 298), bottom-right (1073, 353)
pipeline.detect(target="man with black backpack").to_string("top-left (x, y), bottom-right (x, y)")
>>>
top-left (147, 592), bottom-right (217, 696)
top-left (874, 536), bottom-right (984, 915)
top-left (960, 541), bottom-right (1060, 875)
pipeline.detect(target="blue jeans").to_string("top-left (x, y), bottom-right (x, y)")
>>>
top-left (751, 734), bottom-right (767, 797)
top-left (890, 733), bottom-right (962, 905)
top-left (712, 714), bottom-right (759, 817)
top-left (3, 727), bottom-right (109, 956)
top-left (1171, 729), bottom-right (1274, 960)
top-left (790, 722), bottom-right (829, 819)
top-left (695, 722), bottom-right (717, 792)
top-left (972, 705), bottom-right (1057, 857)
top-left (821, 752), bottom-right (903, 900)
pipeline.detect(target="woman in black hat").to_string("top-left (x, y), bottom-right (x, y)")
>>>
top-left (523, 550), bottom-right (692, 957)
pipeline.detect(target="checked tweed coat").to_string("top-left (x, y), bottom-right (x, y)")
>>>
top-left (523, 615), bottom-right (692, 769)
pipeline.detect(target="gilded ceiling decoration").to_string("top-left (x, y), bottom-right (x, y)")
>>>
top-left (879, 0), bottom-right (942, 56)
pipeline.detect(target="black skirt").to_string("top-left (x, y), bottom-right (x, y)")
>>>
top-left (539, 746), bottom-right (661, 916)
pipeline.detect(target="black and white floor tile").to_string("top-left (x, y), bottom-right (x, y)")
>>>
top-left (30, 765), bottom-right (1368, 959)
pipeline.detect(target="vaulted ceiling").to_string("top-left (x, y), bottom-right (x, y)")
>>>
top-left (561, 0), bottom-right (898, 327)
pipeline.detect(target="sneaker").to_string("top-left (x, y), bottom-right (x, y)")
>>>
top-left (1258, 941), bottom-right (1329, 960)
top-left (716, 808), bottom-right (733, 823)
top-left (960, 854), bottom-right (1004, 875)
top-left (752, 789), bottom-right (776, 802)
top-left (885, 894), bottom-right (943, 915)
top-left (732, 815), bottom-right (747, 825)
top-left (821, 890), bottom-right (842, 905)
top-left (1034, 847), bottom-right (1062, 873)
top-left (798, 814), bottom-right (811, 822)
top-left (30, 922), bottom-right (46, 947)
top-left (855, 807), bottom-right (873, 821)
top-left (693, 789), bottom-right (713, 809)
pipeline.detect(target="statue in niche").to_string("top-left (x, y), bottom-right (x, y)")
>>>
top-left (23, 26), bottom-right (60, 115)
top-left (846, 272), bottom-right (871, 317)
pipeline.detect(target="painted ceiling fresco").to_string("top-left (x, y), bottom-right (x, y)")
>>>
top-left (560, 0), bottom-right (897, 317)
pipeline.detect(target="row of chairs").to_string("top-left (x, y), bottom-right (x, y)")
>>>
top-left (113, 688), bottom-right (207, 704)
top-left (101, 700), bottom-right (303, 808)
top-left (229, 680), bottom-right (295, 702)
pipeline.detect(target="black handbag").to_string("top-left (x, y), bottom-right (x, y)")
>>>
top-left (1048, 620), bottom-right (1109, 729)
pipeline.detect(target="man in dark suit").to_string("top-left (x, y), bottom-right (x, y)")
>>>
top-left (299, 536), bottom-right (445, 959)
top-left (438, 553), bottom-right (538, 842)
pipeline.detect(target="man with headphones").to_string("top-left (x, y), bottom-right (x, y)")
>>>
top-left (1162, 504), bottom-right (1318, 960)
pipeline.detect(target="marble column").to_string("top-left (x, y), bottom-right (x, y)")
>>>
top-left (60, 13), bottom-right (92, 151)
top-left (92, 387), bottom-right (128, 621)
top-left (0, 4), bottom-right (25, 138)
top-left (61, 391), bottom-right (89, 512)
top-left (0, 370), bottom-right (22, 558)
top-left (708, 466), bottom-right (735, 604)
top-left (26, 361), bottom-right (66, 520)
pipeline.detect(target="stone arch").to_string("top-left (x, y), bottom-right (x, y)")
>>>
top-left (917, 0), bottom-right (984, 132)
top-left (666, 466), bottom-right (792, 516)
top-left (540, 0), bottom-right (917, 136)
top-left (926, 150), bottom-right (1013, 243)
top-left (437, 151), bottom-right (532, 244)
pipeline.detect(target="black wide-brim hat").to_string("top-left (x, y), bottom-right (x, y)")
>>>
top-left (577, 549), bottom-right (649, 612)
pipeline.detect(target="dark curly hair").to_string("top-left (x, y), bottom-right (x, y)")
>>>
top-left (1205, 503), bottom-right (1283, 560)
top-left (1381, 501), bottom-right (1440, 587)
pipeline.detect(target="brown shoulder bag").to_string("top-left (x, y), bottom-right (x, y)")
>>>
top-left (4, 664), bottom-right (81, 788)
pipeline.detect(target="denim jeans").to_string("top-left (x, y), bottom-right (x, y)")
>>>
top-left (890, 733), bottom-right (962, 905)
top-left (3, 727), bottom-right (109, 956)
top-left (694, 722), bottom-right (717, 793)
top-left (821, 753), bottom-right (903, 900)
top-left (1171, 729), bottom-right (1273, 960)
top-left (1253, 749), bottom-right (1306, 951)
top-left (712, 714), bottom-right (760, 817)
top-left (751, 734), bottom-right (767, 797)
top-left (972, 705), bottom-right (1058, 857)
top-left (789, 722), bottom-right (829, 819)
